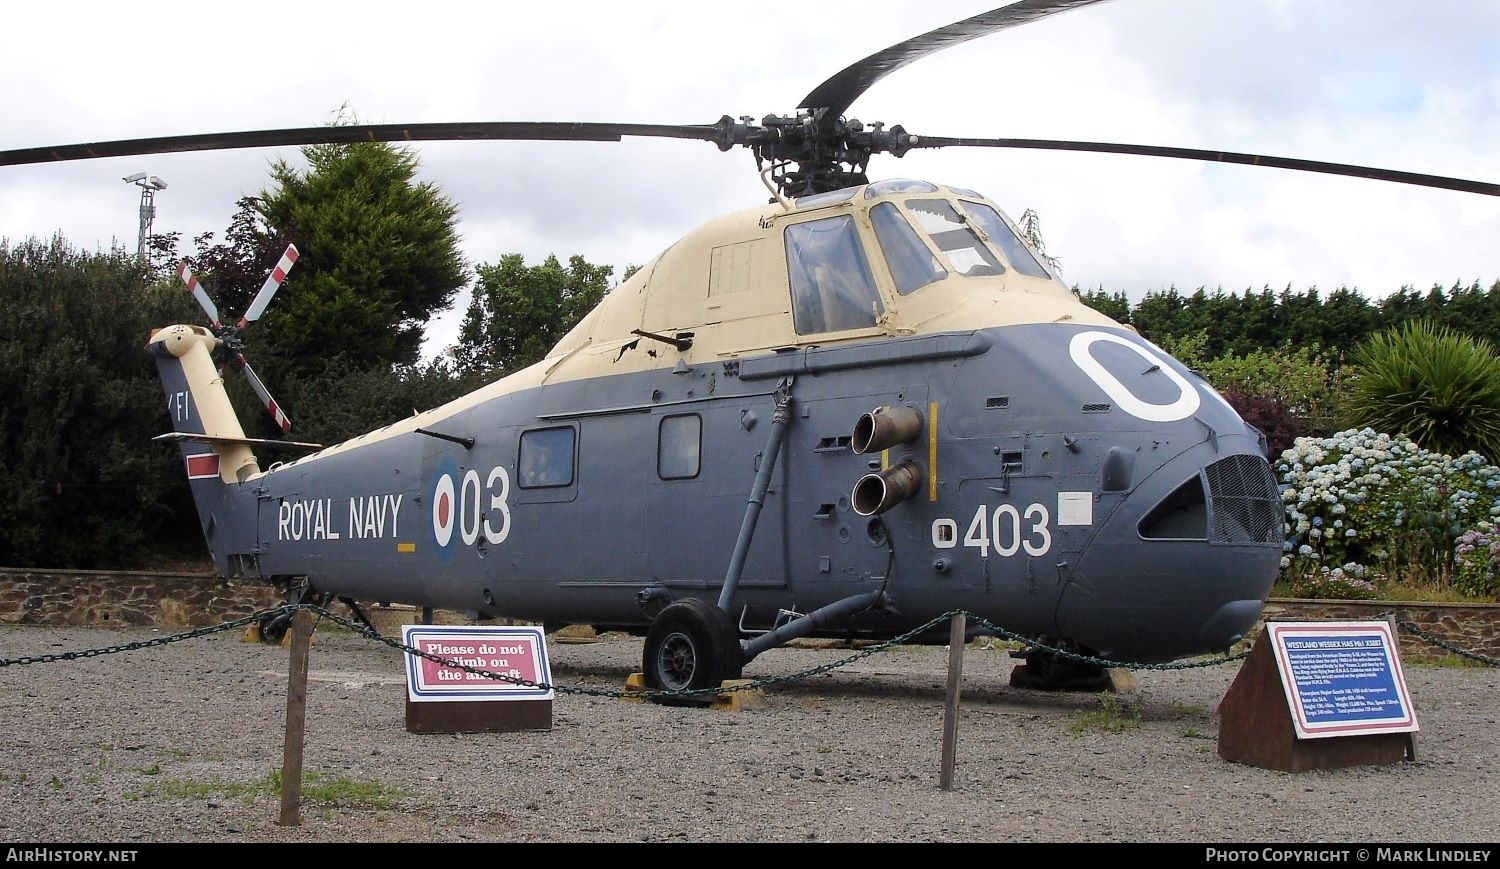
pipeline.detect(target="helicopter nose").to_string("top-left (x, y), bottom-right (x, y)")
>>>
top-left (1056, 442), bottom-right (1283, 662)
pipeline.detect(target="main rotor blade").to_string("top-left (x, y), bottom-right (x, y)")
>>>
top-left (176, 261), bottom-right (221, 327)
top-left (909, 136), bottom-right (1500, 197)
top-left (240, 244), bottom-right (299, 328)
top-left (234, 355), bottom-right (292, 434)
top-left (0, 122), bottom-right (724, 167)
top-left (799, 0), bottom-right (1109, 119)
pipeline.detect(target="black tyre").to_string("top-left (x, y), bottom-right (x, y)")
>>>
top-left (259, 611), bottom-right (291, 645)
top-left (642, 599), bottom-right (743, 704)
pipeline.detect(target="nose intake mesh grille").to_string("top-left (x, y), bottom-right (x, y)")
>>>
top-left (1204, 454), bottom-right (1283, 545)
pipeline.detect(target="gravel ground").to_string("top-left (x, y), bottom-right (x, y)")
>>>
top-left (1, 620), bottom-right (1497, 844)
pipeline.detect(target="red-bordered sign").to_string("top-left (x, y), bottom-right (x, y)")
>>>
top-left (402, 625), bottom-right (553, 702)
top-left (1269, 620), bottom-right (1418, 739)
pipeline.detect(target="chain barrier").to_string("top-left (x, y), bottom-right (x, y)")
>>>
top-left (311, 603), bottom-right (964, 701)
top-left (1394, 619), bottom-right (1500, 667)
top-left (3, 604), bottom-right (1494, 703)
top-left (0, 609), bottom-right (274, 667)
top-left (960, 613), bottom-right (1251, 670)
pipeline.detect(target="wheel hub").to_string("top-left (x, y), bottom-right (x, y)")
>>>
top-left (656, 632), bottom-right (698, 690)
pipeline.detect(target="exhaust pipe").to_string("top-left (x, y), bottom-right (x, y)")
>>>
top-left (851, 460), bottom-right (923, 516)
top-left (852, 405), bottom-right (924, 455)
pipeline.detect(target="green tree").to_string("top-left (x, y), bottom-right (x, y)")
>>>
top-left (1343, 321), bottom-right (1500, 461)
top-left (165, 197), bottom-right (293, 319)
top-left (455, 253), bottom-right (613, 375)
top-left (256, 140), bottom-right (466, 379)
top-left (0, 235), bottom-right (202, 567)
top-left (279, 355), bottom-right (487, 448)
top-left (1077, 288), bottom-right (1130, 322)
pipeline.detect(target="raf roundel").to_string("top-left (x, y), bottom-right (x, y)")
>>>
top-left (429, 457), bottom-right (460, 561)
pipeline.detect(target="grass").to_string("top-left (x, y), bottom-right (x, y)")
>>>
top-left (1068, 696), bottom-right (1141, 735)
top-left (1406, 653), bottom-right (1493, 669)
top-left (129, 769), bottom-right (411, 809)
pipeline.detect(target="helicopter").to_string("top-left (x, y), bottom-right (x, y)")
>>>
top-left (4, 0), bottom-right (1497, 698)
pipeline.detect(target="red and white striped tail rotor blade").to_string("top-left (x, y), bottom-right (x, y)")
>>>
top-left (176, 260), bottom-right (222, 327)
top-left (239, 243), bottom-right (299, 328)
top-left (235, 354), bottom-right (292, 434)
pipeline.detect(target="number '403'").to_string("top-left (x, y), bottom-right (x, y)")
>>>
top-left (931, 503), bottom-right (1051, 557)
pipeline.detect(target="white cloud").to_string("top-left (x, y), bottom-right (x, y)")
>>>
top-left (2, 0), bottom-right (1495, 358)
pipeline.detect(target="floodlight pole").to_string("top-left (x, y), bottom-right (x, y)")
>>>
top-left (123, 173), bottom-right (167, 259)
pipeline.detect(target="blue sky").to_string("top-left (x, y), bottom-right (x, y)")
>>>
top-left (2, 0), bottom-right (1496, 357)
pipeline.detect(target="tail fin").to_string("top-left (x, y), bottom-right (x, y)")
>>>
top-left (149, 324), bottom-right (263, 572)
top-left (149, 324), bottom-right (261, 482)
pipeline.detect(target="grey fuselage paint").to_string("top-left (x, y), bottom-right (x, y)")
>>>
top-left (164, 322), bottom-right (1281, 664)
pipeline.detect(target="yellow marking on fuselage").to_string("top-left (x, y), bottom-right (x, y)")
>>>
top-left (928, 400), bottom-right (939, 501)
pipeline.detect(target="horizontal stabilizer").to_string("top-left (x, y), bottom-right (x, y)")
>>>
top-left (153, 432), bottom-right (323, 451)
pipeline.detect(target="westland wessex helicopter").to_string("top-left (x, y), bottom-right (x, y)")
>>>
top-left (5, 0), bottom-right (1497, 697)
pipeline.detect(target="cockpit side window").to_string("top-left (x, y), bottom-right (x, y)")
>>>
top-left (784, 215), bottom-right (883, 335)
top-left (905, 199), bottom-right (1005, 277)
top-left (960, 200), bottom-right (1052, 278)
top-left (871, 202), bottom-right (947, 295)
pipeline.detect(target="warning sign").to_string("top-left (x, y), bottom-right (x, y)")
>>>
top-left (402, 625), bottom-right (554, 703)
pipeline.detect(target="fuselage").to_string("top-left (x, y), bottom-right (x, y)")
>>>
top-left (156, 178), bottom-right (1282, 663)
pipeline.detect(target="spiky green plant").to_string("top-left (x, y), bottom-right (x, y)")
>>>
top-left (1343, 321), bottom-right (1500, 461)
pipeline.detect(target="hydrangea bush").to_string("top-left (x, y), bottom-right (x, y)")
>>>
top-left (1277, 427), bottom-right (1500, 597)
top-left (1453, 525), bottom-right (1500, 598)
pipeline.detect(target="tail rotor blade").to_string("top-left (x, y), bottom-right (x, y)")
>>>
top-left (176, 261), bottom-right (222, 327)
top-left (239, 244), bottom-right (299, 328)
top-left (234, 354), bottom-right (292, 434)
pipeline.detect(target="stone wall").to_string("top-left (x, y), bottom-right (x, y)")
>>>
top-left (1260, 598), bottom-right (1500, 663)
top-left (2, 569), bottom-right (1497, 664)
top-left (0, 568), bottom-right (281, 628)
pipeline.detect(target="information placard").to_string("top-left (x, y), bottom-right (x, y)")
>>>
top-left (402, 624), bottom-right (554, 703)
top-left (1267, 620), bottom-right (1418, 740)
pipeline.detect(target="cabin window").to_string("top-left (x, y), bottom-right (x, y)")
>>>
top-left (871, 202), bottom-right (947, 295)
top-left (518, 426), bottom-right (576, 488)
top-left (864, 178), bottom-right (938, 198)
top-left (791, 186), bottom-right (860, 211)
top-left (658, 414), bottom-right (701, 480)
top-left (905, 199), bottom-right (1005, 277)
top-left (960, 200), bottom-right (1052, 278)
top-left (785, 215), bottom-right (883, 335)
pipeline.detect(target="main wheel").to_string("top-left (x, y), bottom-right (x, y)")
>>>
top-left (642, 599), bottom-right (743, 705)
top-left (258, 611), bottom-right (291, 645)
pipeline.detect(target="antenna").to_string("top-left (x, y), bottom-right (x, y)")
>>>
top-left (123, 172), bottom-right (167, 258)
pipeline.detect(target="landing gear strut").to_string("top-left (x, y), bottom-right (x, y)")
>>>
top-left (1009, 641), bottom-right (1113, 692)
top-left (257, 584), bottom-right (377, 644)
top-left (258, 609), bottom-right (292, 645)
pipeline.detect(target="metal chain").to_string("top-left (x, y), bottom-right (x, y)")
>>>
top-left (316, 604), bottom-right (962, 701)
top-left (1395, 620), bottom-right (1500, 667)
top-left (4, 605), bottom-right (1494, 697)
top-left (961, 613), bottom-right (1252, 670)
top-left (0, 609), bottom-right (273, 667)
